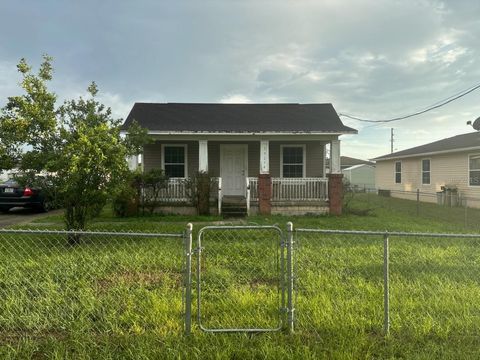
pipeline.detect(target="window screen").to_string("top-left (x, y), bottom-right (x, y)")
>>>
top-left (282, 147), bottom-right (304, 178)
top-left (469, 155), bottom-right (480, 186)
top-left (395, 161), bottom-right (401, 184)
top-left (164, 146), bottom-right (185, 178)
top-left (422, 159), bottom-right (430, 185)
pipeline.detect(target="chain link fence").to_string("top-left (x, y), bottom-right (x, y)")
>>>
top-left (0, 228), bottom-right (186, 341)
top-left (346, 188), bottom-right (480, 231)
top-left (294, 228), bottom-right (480, 338)
top-left (294, 230), bottom-right (384, 337)
top-left (2, 224), bottom-right (480, 343)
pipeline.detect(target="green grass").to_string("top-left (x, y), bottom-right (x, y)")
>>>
top-left (1, 195), bottom-right (480, 359)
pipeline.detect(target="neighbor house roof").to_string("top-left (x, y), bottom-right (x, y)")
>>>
top-left (373, 131), bottom-right (480, 161)
top-left (342, 164), bottom-right (375, 171)
top-left (121, 103), bottom-right (357, 134)
top-left (326, 156), bottom-right (375, 167)
top-left (340, 156), bottom-right (375, 167)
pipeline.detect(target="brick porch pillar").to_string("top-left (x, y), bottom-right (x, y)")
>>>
top-left (258, 174), bottom-right (272, 215)
top-left (328, 173), bottom-right (343, 215)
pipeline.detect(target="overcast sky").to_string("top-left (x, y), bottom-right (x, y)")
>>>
top-left (1, 0), bottom-right (479, 159)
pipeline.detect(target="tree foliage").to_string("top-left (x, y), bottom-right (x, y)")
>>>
top-left (0, 55), bottom-right (58, 172)
top-left (185, 171), bottom-right (214, 215)
top-left (0, 56), bottom-right (149, 236)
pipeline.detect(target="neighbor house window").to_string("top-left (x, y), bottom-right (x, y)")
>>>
top-left (469, 154), bottom-right (480, 186)
top-left (281, 145), bottom-right (305, 178)
top-left (162, 145), bottom-right (187, 178)
top-left (422, 159), bottom-right (430, 185)
top-left (395, 161), bottom-right (402, 184)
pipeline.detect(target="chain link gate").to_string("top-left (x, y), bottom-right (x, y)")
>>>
top-left (184, 225), bottom-right (294, 333)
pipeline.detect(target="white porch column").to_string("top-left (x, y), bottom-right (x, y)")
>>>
top-left (199, 140), bottom-right (208, 172)
top-left (260, 140), bottom-right (270, 174)
top-left (127, 155), bottom-right (138, 171)
top-left (330, 139), bottom-right (341, 174)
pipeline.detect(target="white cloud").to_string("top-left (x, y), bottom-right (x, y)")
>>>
top-left (408, 29), bottom-right (467, 64)
top-left (219, 94), bottom-right (252, 103)
top-left (1, 0), bottom-right (480, 161)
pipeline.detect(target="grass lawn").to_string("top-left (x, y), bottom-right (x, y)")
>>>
top-left (1, 194), bottom-right (480, 359)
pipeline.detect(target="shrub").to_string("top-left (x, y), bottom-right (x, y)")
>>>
top-left (112, 180), bottom-right (138, 217)
top-left (185, 171), bottom-right (214, 215)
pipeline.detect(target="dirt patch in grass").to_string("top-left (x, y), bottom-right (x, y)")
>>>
top-left (96, 270), bottom-right (182, 292)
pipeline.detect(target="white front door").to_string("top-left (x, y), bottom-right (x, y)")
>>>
top-left (220, 144), bottom-right (248, 196)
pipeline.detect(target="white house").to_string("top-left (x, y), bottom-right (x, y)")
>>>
top-left (342, 164), bottom-right (375, 190)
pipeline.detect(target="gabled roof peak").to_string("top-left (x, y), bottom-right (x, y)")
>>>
top-left (374, 131), bottom-right (480, 161)
top-left (121, 102), bottom-right (357, 134)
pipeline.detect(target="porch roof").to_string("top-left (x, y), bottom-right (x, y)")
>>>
top-left (121, 103), bottom-right (357, 135)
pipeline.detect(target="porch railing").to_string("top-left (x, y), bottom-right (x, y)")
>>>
top-left (248, 177), bottom-right (259, 201)
top-left (157, 177), bottom-right (221, 203)
top-left (247, 177), bottom-right (329, 202)
top-left (272, 177), bottom-right (328, 201)
top-left (158, 178), bottom-right (189, 202)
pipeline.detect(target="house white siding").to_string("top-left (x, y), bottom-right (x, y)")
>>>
top-left (376, 150), bottom-right (480, 206)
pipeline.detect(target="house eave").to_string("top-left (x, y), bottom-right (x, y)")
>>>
top-left (121, 130), bottom-right (357, 136)
top-left (374, 146), bottom-right (480, 161)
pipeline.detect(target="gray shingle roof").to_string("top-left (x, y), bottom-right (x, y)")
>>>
top-left (325, 156), bottom-right (375, 167)
top-left (121, 103), bottom-right (357, 134)
top-left (373, 131), bottom-right (480, 161)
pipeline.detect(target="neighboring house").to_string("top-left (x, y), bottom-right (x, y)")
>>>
top-left (342, 164), bottom-right (375, 189)
top-left (326, 156), bottom-right (375, 172)
top-left (339, 156), bottom-right (375, 171)
top-left (373, 131), bottom-right (480, 207)
top-left (121, 103), bottom-right (357, 215)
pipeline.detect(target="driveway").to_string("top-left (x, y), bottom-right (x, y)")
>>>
top-left (0, 208), bottom-right (63, 228)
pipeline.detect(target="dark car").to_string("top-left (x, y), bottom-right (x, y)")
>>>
top-left (0, 179), bottom-right (49, 213)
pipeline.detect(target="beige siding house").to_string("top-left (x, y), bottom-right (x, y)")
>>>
top-left (374, 132), bottom-right (480, 207)
top-left (122, 103), bottom-right (357, 215)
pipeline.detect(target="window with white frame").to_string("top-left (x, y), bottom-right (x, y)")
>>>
top-left (163, 145), bottom-right (187, 178)
top-left (469, 154), bottom-right (480, 186)
top-left (281, 145), bottom-right (305, 178)
top-left (422, 159), bottom-right (430, 185)
top-left (395, 161), bottom-right (402, 184)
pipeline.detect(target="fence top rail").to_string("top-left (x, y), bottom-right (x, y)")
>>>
top-left (295, 228), bottom-right (480, 239)
top-left (199, 225), bottom-right (282, 231)
top-left (0, 228), bottom-right (184, 238)
top-left (197, 225), bottom-right (283, 239)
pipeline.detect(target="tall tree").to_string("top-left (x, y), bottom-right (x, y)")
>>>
top-left (0, 55), bottom-right (58, 172)
top-left (58, 82), bottom-right (134, 233)
top-left (0, 56), bottom-right (148, 236)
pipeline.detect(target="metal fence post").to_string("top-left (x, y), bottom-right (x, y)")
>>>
top-left (416, 189), bottom-right (420, 216)
top-left (286, 222), bottom-right (294, 333)
top-left (184, 223), bottom-right (193, 335)
top-left (383, 232), bottom-right (390, 335)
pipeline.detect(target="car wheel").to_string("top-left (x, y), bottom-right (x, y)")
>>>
top-left (0, 207), bottom-right (10, 214)
top-left (37, 200), bottom-right (50, 213)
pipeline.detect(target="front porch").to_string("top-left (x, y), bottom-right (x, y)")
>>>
top-left (155, 176), bottom-right (330, 216)
top-left (134, 137), bottom-right (344, 216)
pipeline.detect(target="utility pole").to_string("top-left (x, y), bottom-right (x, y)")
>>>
top-left (390, 128), bottom-right (394, 153)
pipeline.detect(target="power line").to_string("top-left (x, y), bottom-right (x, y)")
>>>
top-left (338, 82), bottom-right (480, 123)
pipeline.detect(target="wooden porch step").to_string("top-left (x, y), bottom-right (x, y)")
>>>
top-left (221, 196), bottom-right (247, 217)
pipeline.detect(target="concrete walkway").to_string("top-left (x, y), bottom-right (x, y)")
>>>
top-left (0, 208), bottom-right (63, 228)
